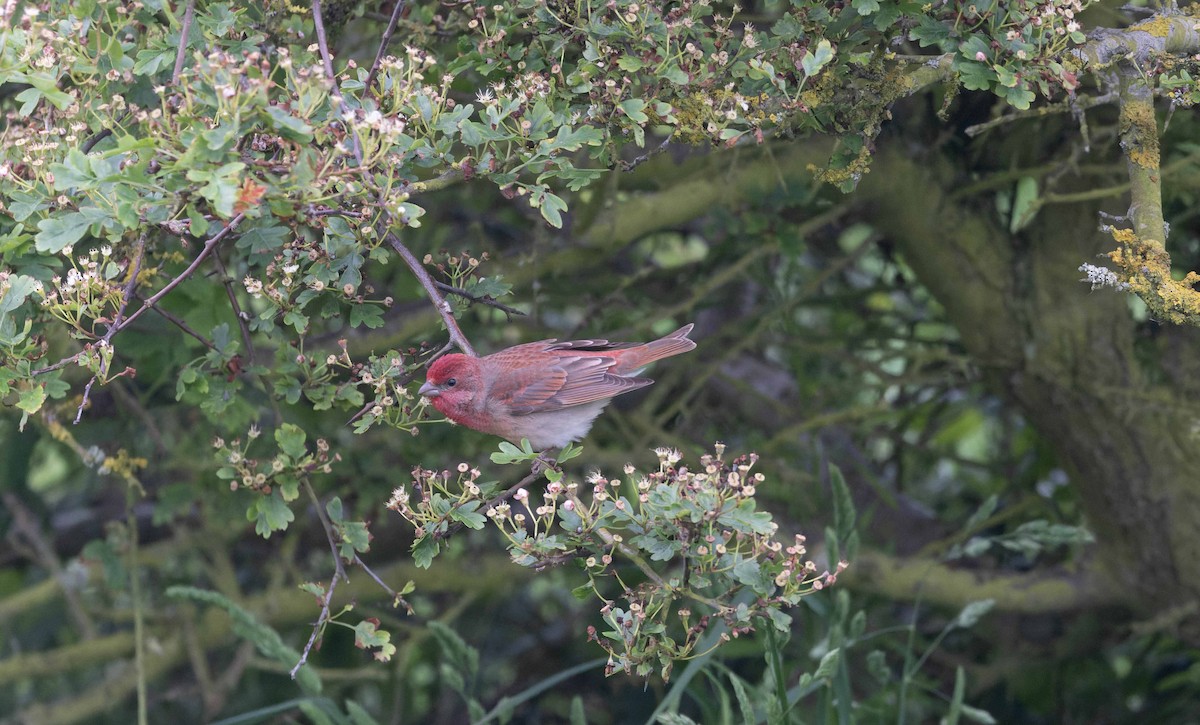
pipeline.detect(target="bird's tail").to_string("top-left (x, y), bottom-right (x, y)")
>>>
top-left (616, 324), bottom-right (696, 373)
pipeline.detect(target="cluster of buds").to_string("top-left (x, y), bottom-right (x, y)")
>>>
top-left (40, 246), bottom-right (126, 337)
top-left (214, 424), bottom-right (339, 499)
top-left (386, 462), bottom-right (485, 527)
top-left (395, 442), bottom-right (848, 680)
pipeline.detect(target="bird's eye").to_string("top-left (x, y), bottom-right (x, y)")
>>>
top-left (446, 378), bottom-right (457, 387)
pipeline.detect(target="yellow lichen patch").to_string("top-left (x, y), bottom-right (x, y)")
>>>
top-left (1119, 96), bottom-right (1161, 169)
top-left (1130, 16), bottom-right (1175, 39)
top-left (100, 449), bottom-right (149, 482)
top-left (1107, 228), bottom-right (1200, 326)
top-left (807, 142), bottom-right (873, 189)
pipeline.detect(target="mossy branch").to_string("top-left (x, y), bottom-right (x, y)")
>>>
top-left (840, 549), bottom-right (1127, 614)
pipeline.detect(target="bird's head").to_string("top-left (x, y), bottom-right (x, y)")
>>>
top-left (419, 354), bottom-right (483, 416)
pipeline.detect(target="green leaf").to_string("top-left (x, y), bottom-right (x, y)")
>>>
top-left (167, 585), bottom-right (321, 694)
top-left (429, 620), bottom-right (480, 691)
top-left (538, 191), bottom-right (568, 228)
top-left (619, 98), bottom-right (649, 123)
top-left (35, 209), bottom-right (107, 253)
top-left (450, 502), bottom-right (487, 530)
top-left (719, 500), bottom-right (775, 535)
top-left (663, 64), bottom-right (689, 85)
top-left (16, 383), bottom-right (47, 415)
top-left (727, 671), bottom-right (756, 725)
top-left (275, 423), bottom-right (307, 459)
top-left (946, 665), bottom-right (966, 725)
top-left (266, 105), bottom-right (314, 143)
top-left (0, 275), bottom-right (40, 315)
top-left (813, 647), bottom-right (840, 681)
top-left (1002, 84), bottom-right (1036, 111)
top-left (249, 493), bottom-right (295, 537)
top-left (48, 148), bottom-right (97, 190)
top-left (829, 464), bottom-right (856, 559)
top-left (349, 304), bottom-right (385, 329)
top-left (237, 222), bottom-right (289, 254)
top-left (411, 534), bottom-right (439, 568)
top-left (910, 16), bottom-right (952, 49)
top-left (490, 440), bottom-right (537, 464)
top-left (1010, 176), bottom-right (1040, 233)
top-left (801, 39), bottom-right (835, 77)
top-left (956, 60), bottom-right (995, 91)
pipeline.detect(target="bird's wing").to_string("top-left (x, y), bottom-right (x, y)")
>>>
top-left (490, 353), bottom-right (652, 415)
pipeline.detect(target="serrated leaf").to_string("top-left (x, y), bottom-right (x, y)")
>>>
top-left (265, 105), bottom-right (314, 143)
top-left (801, 39), bottom-right (835, 77)
top-left (35, 210), bottom-right (105, 253)
top-left (249, 493), bottom-right (295, 537)
top-left (539, 190), bottom-right (568, 228)
top-left (411, 534), bottom-right (439, 568)
top-left (275, 423), bottom-right (307, 459)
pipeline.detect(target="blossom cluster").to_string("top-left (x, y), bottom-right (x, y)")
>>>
top-left (390, 444), bottom-right (846, 680)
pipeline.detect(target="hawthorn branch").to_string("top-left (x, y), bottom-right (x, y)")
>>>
top-left (121, 213), bottom-right (246, 329)
top-left (389, 234), bottom-right (477, 355)
top-left (74, 236), bottom-right (146, 422)
top-left (171, 0), bottom-right (196, 86)
top-left (211, 250), bottom-right (256, 364)
top-left (311, 0), bottom-right (363, 163)
top-left (434, 280), bottom-right (526, 318)
top-left (290, 479), bottom-right (348, 680)
top-left (840, 548), bottom-right (1127, 613)
top-left (364, 0), bottom-right (408, 95)
top-left (309, 1), bottom-right (475, 356)
top-left (136, 293), bottom-right (216, 350)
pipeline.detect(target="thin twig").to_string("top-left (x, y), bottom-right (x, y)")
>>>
top-left (171, 0), bottom-right (197, 86)
top-left (121, 213), bottom-right (245, 329)
top-left (311, 0), bottom-right (364, 163)
top-left (619, 134), bottom-right (673, 172)
top-left (136, 294), bottom-right (217, 349)
top-left (75, 237), bottom-right (147, 423)
top-left (211, 250), bottom-right (256, 364)
top-left (290, 478), bottom-right (349, 679)
top-left (290, 567), bottom-right (339, 680)
top-left (352, 553), bottom-right (414, 614)
top-left (364, 1), bottom-right (408, 95)
top-left (434, 280), bottom-right (526, 317)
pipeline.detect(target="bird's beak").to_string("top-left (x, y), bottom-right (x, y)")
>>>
top-left (418, 381), bottom-right (439, 398)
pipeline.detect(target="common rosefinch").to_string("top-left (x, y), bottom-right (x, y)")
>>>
top-left (418, 324), bottom-right (696, 450)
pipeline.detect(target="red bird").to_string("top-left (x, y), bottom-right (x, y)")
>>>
top-left (418, 324), bottom-right (696, 450)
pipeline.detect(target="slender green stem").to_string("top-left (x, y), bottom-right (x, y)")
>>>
top-left (128, 501), bottom-right (148, 725)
